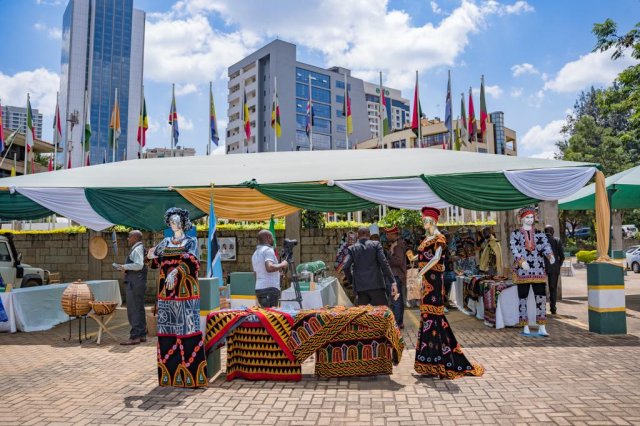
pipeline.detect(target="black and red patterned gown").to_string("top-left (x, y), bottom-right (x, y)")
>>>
top-left (414, 233), bottom-right (484, 379)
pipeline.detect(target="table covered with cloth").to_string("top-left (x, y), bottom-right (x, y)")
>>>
top-left (204, 305), bottom-right (404, 381)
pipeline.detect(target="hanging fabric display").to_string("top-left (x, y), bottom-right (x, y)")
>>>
top-left (504, 167), bottom-right (596, 201)
top-left (0, 190), bottom-right (53, 220)
top-left (334, 178), bottom-right (450, 210)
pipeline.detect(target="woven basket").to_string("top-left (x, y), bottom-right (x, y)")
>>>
top-left (90, 301), bottom-right (118, 315)
top-left (61, 280), bottom-right (95, 317)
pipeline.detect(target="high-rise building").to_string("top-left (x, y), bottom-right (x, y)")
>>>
top-left (226, 40), bottom-right (409, 154)
top-left (1, 105), bottom-right (44, 139)
top-left (362, 82), bottom-right (410, 137)
top-left (59, 0), bottom-right (145, 167)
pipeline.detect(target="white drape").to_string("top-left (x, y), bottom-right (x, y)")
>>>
top-left (335, 178), bottom-right (451, 209)
top-left (17, 188), bottom-right (114, 231)
top-left (504, 167), bottom-right (597, 201)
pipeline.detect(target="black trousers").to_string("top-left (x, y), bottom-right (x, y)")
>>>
top-left (356, 288), bottom-right (388, 306)
top-left (547, 272), bottom-right (560, 311)
top-left (125, 278), bottom-right (147, 339)
top-left (256, 287), bottom-right (281, 308)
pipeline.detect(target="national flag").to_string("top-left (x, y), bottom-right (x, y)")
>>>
top-left (48, 156), bottom-right (53, 172)
top-left (137, 97), bottom-right (148, 147)
top-left (54, 96), bottom-right (62, 151)
top-left (84, 103), bottom-right (91, 153)
top-left (343, 86), bottom-right (353, 135)
top-left (243, 89), bottom-right (251, 140)
top-left (480, 75), bottom-right (489, 141)
top-left (206, 192), bottom-right (223, 282)
top-left (444, 71), bottom-right (452, 136)
top-left (10, 166), bottom-right (15, 177)
top-left (168, 90), bottom-right (179, 144)
top-left (305, 99), bottom-right (314, 138)
top-left (0, 99), bottom-right (5, 153)
top-left (460, 93), bottom-right (468, 146)
top-left (380, 89), bottom-right (389, 136)
top-left (67, 141), bottom-right (72, 169)
top-left (271, 90), bottom-right (282, 138)
top-left (210, 85), bottom-right (219, 146)
top-left (269, 215), bottom-right (278, 259)
top-left (468, 87), bottom-right (477, 143)
top-left (411, 74), bottom-right (423, 134)
top-left (86, 152), bottom-right (91, 166)
top-left (26, 96), bottom-right (34, 153)
top-left (108, 95), bottom-right (121, 147)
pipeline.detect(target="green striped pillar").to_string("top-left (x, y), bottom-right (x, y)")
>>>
top-left (586, 262), bottom-right (626, 334)
top-left (199, 277), bottom-right (221, 378)
top-left (229, 272), bottom-right (257, 308)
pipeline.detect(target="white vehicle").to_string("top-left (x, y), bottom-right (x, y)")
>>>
top-left (0, 234), bottom-right (50, 288)
top-left (622, 224), bottom-right (638, 239)
top-left (625, 246), bottom-right (640, 273)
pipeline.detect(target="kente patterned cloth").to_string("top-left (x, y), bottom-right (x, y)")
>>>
top-left (415, 234), bottom-right (484, 379)
top-left (205, 308), bottom-right (301, 381)
top-left (288, 305), bottom-right (405, 378)
top-left (153, 237), bottom-right (207, 388)
top-left (480, 278), bottom-right (512, 327)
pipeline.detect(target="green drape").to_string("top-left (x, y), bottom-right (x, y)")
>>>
top-left (85, 188), bottom-right (205, 231)
top-left (0, 191), bottom-right (53, 220)
top-left (560, 184), bottom-right (640, 210)
top-left (250, 182), bottom-right (376, 212)
top-left (421, 172), bottom-right (539, 211)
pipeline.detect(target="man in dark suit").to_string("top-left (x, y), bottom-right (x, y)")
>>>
top-left (343, 227), bottom-right (397, 306)
top-left (544, 225), bottom-right (565, 315)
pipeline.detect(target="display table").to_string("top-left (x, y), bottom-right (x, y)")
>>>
top-left (2, 280), bottom-right (121, 332)
top-left (280, 277), bottom-right (353, 309)
top-left (205, 305), bottom-right (404, 381)
top-left (0, 293), bottom-right (16, 333)
top-left (454, 276), bottom-right (536, 329)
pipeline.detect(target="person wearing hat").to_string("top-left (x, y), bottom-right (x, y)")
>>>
top-left (114, 230), bottom-right (148, 345)
top-left (343, 226), bottom-right (397, 306)
top-left (385, 225), bottom-right (406, 328)
top-left (509, 206), bottom-right (555, 336)
top-left (414, 206), bottom-right (484, 379)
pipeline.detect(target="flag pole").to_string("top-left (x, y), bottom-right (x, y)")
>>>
top-left (378, 72), bottom-right (383, 149)
top-left (171, 83), bottom-right (175, 158)
top-left (24, 93), bottom-right (29, 175)
top-left (139, 83), bottom-right (144, 159)
top-left (416, 70), bottom-right (421, 148)
top-left (208, 81), bottom-right (213, 156)
top-left (53, 92), bottom-right (59, 170)
top-left (81, 89), bottom-right (88, 166)
top-left (274, 77), bottom-right (278, 152)
top-left (308, 73), bottom-right (313, 151)
top-left (448, 70), bottom-right (453, 150)
top-left (112, 87), bottom-right (118, 162)
top-left (344, 72), bottom-right (349, 150)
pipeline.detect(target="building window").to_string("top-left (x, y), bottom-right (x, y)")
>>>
top-left (335, 81), bottom-right (351, 90)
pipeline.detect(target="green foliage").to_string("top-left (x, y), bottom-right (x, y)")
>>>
top-left (0, 226), bottom-right (87, 235)
top-left (378, 209), bottom-right (422, 229)
top-left (302, 210), bottom-right (325, 229)
top-left (576, 250), bottom-right (598, 264)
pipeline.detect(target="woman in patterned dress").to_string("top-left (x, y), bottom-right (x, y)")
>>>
top-left (414, 207), bottom-right (484, 379)
top-left (148, 207), bottom-right (207, 388)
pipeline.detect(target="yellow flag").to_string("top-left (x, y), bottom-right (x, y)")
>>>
top-left (10, 167), bottom-right (16, 177)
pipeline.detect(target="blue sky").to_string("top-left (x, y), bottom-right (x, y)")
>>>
top-left (1, 0), bottom-right (638, 158)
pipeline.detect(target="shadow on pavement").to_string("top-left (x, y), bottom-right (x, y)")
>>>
top-left (123, 385), bottom-right (206, 410)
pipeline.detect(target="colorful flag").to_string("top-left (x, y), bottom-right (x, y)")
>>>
top-left (169, 89), bottom-right (179, 145)
top-left (460, 93), bottom-right (468, 146)
top-left (243, 89), bottom-right (251, 140)
top-left (108, 95), bottom-right (121, 147)
top-left (411, 73), bottom-right (423, 134)
top-left (271, 89), bottom-right (282, 138)
top-left (67, 141), bottom-right (72, 169)
top-left (54, 96), bottom-right (62, 151)
top-left (86, 152), bottom-right (91, 166)
top-left (206, 191), bottom-right (223, 282)
top-left (480, 75), bottom-right (489, 141)
top-left (380, 89), bottom-right (389, 136)
top-left (210, 85), bottom-right (219, 146)
top-left (468, 87), bottom-right (477, 143)
top-left (269, 215), bottom-right (279, 259)
top-left (137, 97), bottom-right (148, 147)
top-left (26, 96), bottom-right (34, 153)
top-left (444, 71), bottom-right (452, 137)
top-left (305, 99), bottom-right (314, 138)
top-left (343, 86), bottom-right (353, 135)
top-left (48, 156), bottom-right (53, 172)
top-left (84, 104), bottom-right (91, 153)
top-left (10, 166), bottom-right (15, 177)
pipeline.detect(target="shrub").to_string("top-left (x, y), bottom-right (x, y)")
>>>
top-left (576, 250), bottom-right (598, 264)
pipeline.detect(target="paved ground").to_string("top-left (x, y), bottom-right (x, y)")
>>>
top-left (1, 264), bottom-right (640, 425)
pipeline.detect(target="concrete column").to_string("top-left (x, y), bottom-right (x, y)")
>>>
top-left (612, 210), bottom-right (623, 252)
top-left (538, 201), bottom-right (562, 299)
top-left (285, 211), bottom-right (301, 264)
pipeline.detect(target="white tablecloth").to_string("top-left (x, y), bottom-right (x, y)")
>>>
top-left (0, 293), bottom-right (16, 333)
top-left (1, 280), bottom-right (121, 332)
top-left (281, 277), bottom-right (353, 310)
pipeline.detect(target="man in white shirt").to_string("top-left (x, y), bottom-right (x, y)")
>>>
top-left (114, 230), bottom-right (148, 345)
top-left (252, 230), bottom-right (288, 308)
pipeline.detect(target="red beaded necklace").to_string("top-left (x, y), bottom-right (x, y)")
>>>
top-left (522, 227), bottom-right (536, 252)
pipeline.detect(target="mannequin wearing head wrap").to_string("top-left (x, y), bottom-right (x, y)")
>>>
top-left (414, 207), bottom-right (484, 379)
top-left (509, 206), bottom-right (555, 336)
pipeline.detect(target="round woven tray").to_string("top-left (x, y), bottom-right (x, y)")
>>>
top-left (89, 301), bottom-right (118, 315)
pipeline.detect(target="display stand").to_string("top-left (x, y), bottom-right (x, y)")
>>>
top-left (88, 312), bottom-right (117, 344)
top-left (64, 315), bottom-right (88, 343)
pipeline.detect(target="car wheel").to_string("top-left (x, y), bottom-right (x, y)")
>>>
top-left (22, 279), bottom-right (41, 288)
top-left (633, 263), bottom-right (640, 273)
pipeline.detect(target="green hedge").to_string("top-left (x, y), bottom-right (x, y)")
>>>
top-left (576, 250), bottom-right (598, 264)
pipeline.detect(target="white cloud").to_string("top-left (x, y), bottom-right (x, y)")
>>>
top-left (34, 22), bottom-right (62, 40)
top-left (36, 0), bottom-right (64, 5)
top-left (174, 83), bottom-right (198, 96)
top-left (0, 68), bottom-right (60, 116)
top-left (510, 87), bottom-right (523, 98)
top-left (180, 116), bottom-right (195, 131)
top-left (430, 1), bottom-right (443, 14)
top-left (485, 84), bottom-right (503, 99)
top-left (526, 89), bottom-right (545, 108)
top-left (158, 0), bottom-right (533, 91)
top-left (520, 119), bottom-right (565, 158)
top-left (511, 62), bottom-right (539, 77)
top-left (544, 49), bottom-right (638, 93)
